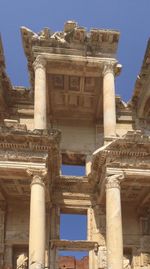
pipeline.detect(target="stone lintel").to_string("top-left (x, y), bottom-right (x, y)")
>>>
top-left (50, 239), bottom-right (98, 251)
top-left (107, 167), bottom-right (150, 181)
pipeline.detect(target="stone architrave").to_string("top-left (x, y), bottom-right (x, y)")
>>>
top-left (106, 174), bottom-right (124, 269)
top-left (33, 56), bottom-right (47, 130)
top-left (27, 168), bottom-right (47, 269)
top-left (103, 62), bottom-right (116, 137)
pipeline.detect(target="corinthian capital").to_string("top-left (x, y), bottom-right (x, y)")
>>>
top-left (106, 173), bottom-right (124, 189)
top-left (33, 56), bottom-right (46, 71)
top-left (27, 168), bottom-right (47, 186)
top-left (102, 61), bottom-right (115, 76)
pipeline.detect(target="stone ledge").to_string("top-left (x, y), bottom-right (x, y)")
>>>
top-left (50, 239), bottom-right (98, 251)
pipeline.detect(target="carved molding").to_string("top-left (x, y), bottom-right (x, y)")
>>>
top-left (106, 173), bottom-right (124, 189)
top-left (102, 61), bottom-right (115, 76)
top-left (0, 127), bottom-right (61, 155)
top-left (27, 168), bottom-right (47, 186)
top-left (33, 56), bottom-right (46, 71)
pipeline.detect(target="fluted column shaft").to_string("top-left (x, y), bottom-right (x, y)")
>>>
top-left (106, 175), bottom-right (123, 269)
top-left (28, 169), bottom-right (47, 269)
top-left (103, 63), bottom-right (116, 137)
top-left (33, 56), bottom-right (47, 129)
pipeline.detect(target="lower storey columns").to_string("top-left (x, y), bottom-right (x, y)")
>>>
top-left (106, 174), bottom-right (123, 269)
top-left (27, 169), bottom-right (47, 269)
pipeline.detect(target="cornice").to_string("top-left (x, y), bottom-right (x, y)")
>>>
top-left (21, 22), bottom-right (120, 59)
top-left (90, 131), bottom-right (150, 187)
top-left (20, 21), bottom-right (120, 90)
top-left (0, 125), bottom-right (61, 151)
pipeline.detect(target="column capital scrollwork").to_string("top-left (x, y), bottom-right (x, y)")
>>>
top-left (102, 61), bottom-right (116, 76)
top-left (106, 173), bottom-right (124, 189)
top-left (27, 168), bottom-right (48, 186)
top-left (33, 56), bottom-right (47, 71)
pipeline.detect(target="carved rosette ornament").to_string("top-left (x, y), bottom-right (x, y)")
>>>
top-left (27, 168), bottom-right (47, 187)
top-left (33, 56), bottom-right (46, 71)
top-left (106, 173), bottom-right (124, 189)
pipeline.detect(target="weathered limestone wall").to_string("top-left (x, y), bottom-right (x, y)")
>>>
top-left (53, 121), bottom-right (103, 154)
top-left (122, 203), bottom-right (140, 245)
top-left (4, 201), bottom-right (30, 268)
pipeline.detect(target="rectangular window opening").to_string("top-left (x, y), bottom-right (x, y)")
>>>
top-left (61, 164), bottom-right (85, 176)
top-left (60, 213), bottom-right (87, 241)
top-left (58, 250), bottom-right (89, 269)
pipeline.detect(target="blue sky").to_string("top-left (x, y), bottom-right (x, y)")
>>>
top-left (0, 0), bottom-right (150, 101)
top-left (1, 0), bottom-right (150, 260)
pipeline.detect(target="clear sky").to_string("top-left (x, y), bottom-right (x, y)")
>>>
top-left (0, 0), bottom-right (150, 260)
top-left (0, 0), bottom-right (150, 101)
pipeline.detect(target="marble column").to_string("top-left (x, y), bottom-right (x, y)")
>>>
top-left (103, 63), bottom-right (116, 138)
top-left (33, 56), bottom-right (47, 130)
top-left (106, 175), bottom-right (123, 269)
top-left (27, 169), bottom-right (47, 269)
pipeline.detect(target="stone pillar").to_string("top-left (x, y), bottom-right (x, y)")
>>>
top-left (85, 155), bottom-right (92, 176)
top-left (106, 174), bottom-right (123, 269)
top-left (103, 63), bottom-right (116, 138)
top-left (27, 169), bottom-right (47, 269)
top-left (33, 56), bottom-right (47, 130)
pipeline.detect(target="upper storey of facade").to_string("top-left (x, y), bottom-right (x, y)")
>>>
top-left (0, 21), bottom-right (150, 155)
top-left (20, 21), bottom-right (121, 124)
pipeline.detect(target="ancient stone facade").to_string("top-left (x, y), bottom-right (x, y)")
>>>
top-left (58, 256), bottom-right (88, 269)
top-left (0, 21), bottom-right (150, 269)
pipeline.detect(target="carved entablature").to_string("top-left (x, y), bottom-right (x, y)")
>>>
top-left (21, 21), bottom-right (120, 57)
top-left (90, 131), bottom-right (150, 187)
top-left (53, 176), bottom-right (92, 200)
top-left (20, 21), bottom-right (120, 90)
top-left (105, 132), bottom-right (150, 170)
top-left (0, 123), bottom-right (61, 165)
